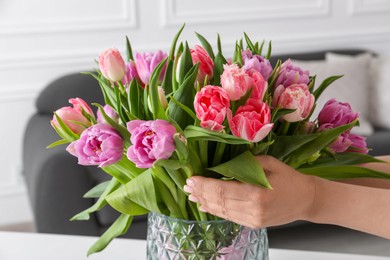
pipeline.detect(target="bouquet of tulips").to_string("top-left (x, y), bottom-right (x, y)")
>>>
top-left (49, 25), bottom-right (390, 255)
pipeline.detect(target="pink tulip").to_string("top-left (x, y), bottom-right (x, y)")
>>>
top-left (330, 132), bottom-right (353, 153)
top-left (190, 45), bottom-right (214, 83)
top-left (66, 124), bottom-right (124, 167)
top-left (348, 134), bottom-right (368, 154)
top-left (97, 105), bottom-right (119, 124)
top-left (51, 98), bottom-right (95, 135)
top-left (194, 85), bottom-right (230, 132)
top-left (247, 69), bottom-right (267, 101)
top-left (228, 98), bottom-right (273, 142)
top-left (272, 83), bottom-right (314, 122)
top-left (122, 60), bottom-right (140, 87)
top-left (135, 50), bottom-right (167, 85)
top-left (275, 59), bottom-right (310, 88)
top-left (242, 50), bottom-right (273, 81)
top-left (98, 48), bottom-right (126, 82)
top-left (127, 120), bottom-right (176, 168)
top-left (221, 64), bottom-right (254, 101)
top-left (318, 98), bottom-right (358, 128)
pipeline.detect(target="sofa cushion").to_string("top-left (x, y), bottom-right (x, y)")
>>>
top-left (369, 56), bottom-right (390, 129)
top-left (291, 53), bottom-right (374, 136)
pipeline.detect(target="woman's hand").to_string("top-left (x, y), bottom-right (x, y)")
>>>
top-left (184, 155), bottom-right (317, 229)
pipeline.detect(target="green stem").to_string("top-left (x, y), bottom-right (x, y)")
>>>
top-left (279, 121), bottom-right (290, 136)
top-left (198, 206), bottom-right (208, 221)
top-left (152, 166), bottom-right (178, 202)
top-left (198, 140), bottom-right (209, 168)
top-left (177, 190), bottom-right (188, 220)
top-left (212, 142), bottom-right (226, 166)
top-left (154, 177), bottom-right (183, 219)
top-left (188, 201), bottom-right (200, 221)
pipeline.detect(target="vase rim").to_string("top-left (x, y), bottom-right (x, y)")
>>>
top-left (148, 211), bottom-right (235, 225)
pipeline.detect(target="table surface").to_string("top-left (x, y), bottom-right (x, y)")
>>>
top-left (0, 231), bottom-right (389, 260)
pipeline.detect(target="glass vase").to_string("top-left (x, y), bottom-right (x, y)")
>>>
top-left (146, 212), bottom-right (269, 260)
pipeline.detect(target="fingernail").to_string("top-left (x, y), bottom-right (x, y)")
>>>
top-left (186, 178), bottom-right (195, 187)
top-left (183, 185), bottom-right (193, 193)
top-left (188, 194), bottom-right (198, 202)
top-left (199, 206), bottom-right (208, 212)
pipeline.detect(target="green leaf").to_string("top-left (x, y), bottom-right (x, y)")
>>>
top-left (251, 140), bottom-right (274, 156)
top-left (173, 133), bottom-right (189, 162)
top-left (157, 165), bottom-right (188, 194)
top-left (167, 63), bottom-right (198, 129)
top-left (299, 165), bottom-right (390, 180)
top-left (106, 168), bottom-right (166, 215)
top-left (87, 214), bottom-right (133, 256)
top-left (87, 71), bottom-right (117, 107)
top-left (265, 41), bottom-right (272, 60)
top-left (71, 178), bottom-right (120, 221)
top-left (83, 180), bottom-right (111, 198)
top-left (161, 60), bottom-right (174, 94)
top-left (169, 23), bottom-right (185, 61)
top-left (52, 113), bottom-right (79, 142)
top-left (125, 36), bottom-right (134, 61)
top-left (169, 95), bottom-right (197, 121)
top-left (114, 84), bottom-right (129, 123)
top-left (271, 108), bottom-right (296, 122)
top-left (128, 79), bottom-right (142, 119)
top-left (243, 32), bottom-right (255, 53)
top-left (46, 139), bottom-right (70, 148)
top-left (217, 34), bottom-right (222, 54)
top-left (258, 40), bottom-right (265, 56)
top-left (267, 59), bottom-right (282, 90)
top-left (299, 152), bottom-right (386, 168)
top-left (232, 41), bottom-right (243, 66)
top-left (313, 75), bottom-right (344, 100)
top-left (267, 133), bottom-right (319, 160)
top-left (151, 167), bottom-right (184, 219)
top-left (212, 51), bottom-right (227, 86)
top-left (103, 155), bottom-right (144, 182)
top-left (177, 41), bottom-right (194, 85)
top-left (184, 125), bottom-right (251, 145)
top-left (286, 120), bottom-right (358, 168)
top-left (208, 151), bottom-right (272, 189)
top-left (195, 32), bottom-right (215, 60)
top-left (149, 57), bottom-right (169, 120)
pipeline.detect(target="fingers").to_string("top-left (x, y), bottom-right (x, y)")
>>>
top-left (185, 176), bottom-right (253, 201)
top-left (183, 176), bottom-right (267, 228)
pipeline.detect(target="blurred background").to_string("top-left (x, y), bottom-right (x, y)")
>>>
top-left (0, 0), bottom-right (390, 234)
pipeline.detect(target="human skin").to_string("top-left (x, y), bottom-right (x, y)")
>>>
top-left (184, 155), bottom-right (390, 239)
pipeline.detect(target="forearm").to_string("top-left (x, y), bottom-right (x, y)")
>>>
top-left (338, 155), bottom-right (390, 189)
top-left (308, 177), bottom-right (390, 239)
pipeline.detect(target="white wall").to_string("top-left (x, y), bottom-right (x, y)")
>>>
top-left (0, 0), bottom-right (390, 226)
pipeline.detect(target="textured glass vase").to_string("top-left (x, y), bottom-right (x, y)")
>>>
top-left (146, 212), bottom-right (269, 260)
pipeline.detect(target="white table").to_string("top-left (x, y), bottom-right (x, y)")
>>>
top-left (0, 231), bottom-right (388, 260)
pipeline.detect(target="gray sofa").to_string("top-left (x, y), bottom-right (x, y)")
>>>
top-left (22, 50), bottom-right (390, 255)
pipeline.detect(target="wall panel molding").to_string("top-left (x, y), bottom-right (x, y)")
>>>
top-left (349, 0), bottom-right (390, 15)
top-left (0, 87), bottom-right (39, 103)
top-left (0, 51), bottom-right (95, 70)
top-left (0, 0), bottom-right (138, 35)
top-left (161, 0), bottom-right (330, 27)
top-left (3, 26), bottom-right (390, 74)
top-left (0, 165), bottom-right (26, 197)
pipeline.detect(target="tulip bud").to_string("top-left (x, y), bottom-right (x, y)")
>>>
top-left (98, 48), bottom-right (126, 82)
top-left (51, 98), bottom-right (95, 135)
top-left (158, 86), bottom-right (168, 109)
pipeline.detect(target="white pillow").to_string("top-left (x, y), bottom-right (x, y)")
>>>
top-left (291, 53), bottom-right (374, 136)
top-left (369, 56), bottom-right (390, 129)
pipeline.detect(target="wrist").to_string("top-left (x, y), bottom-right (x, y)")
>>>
top-left (301, 175), bottom-right (324, 223)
